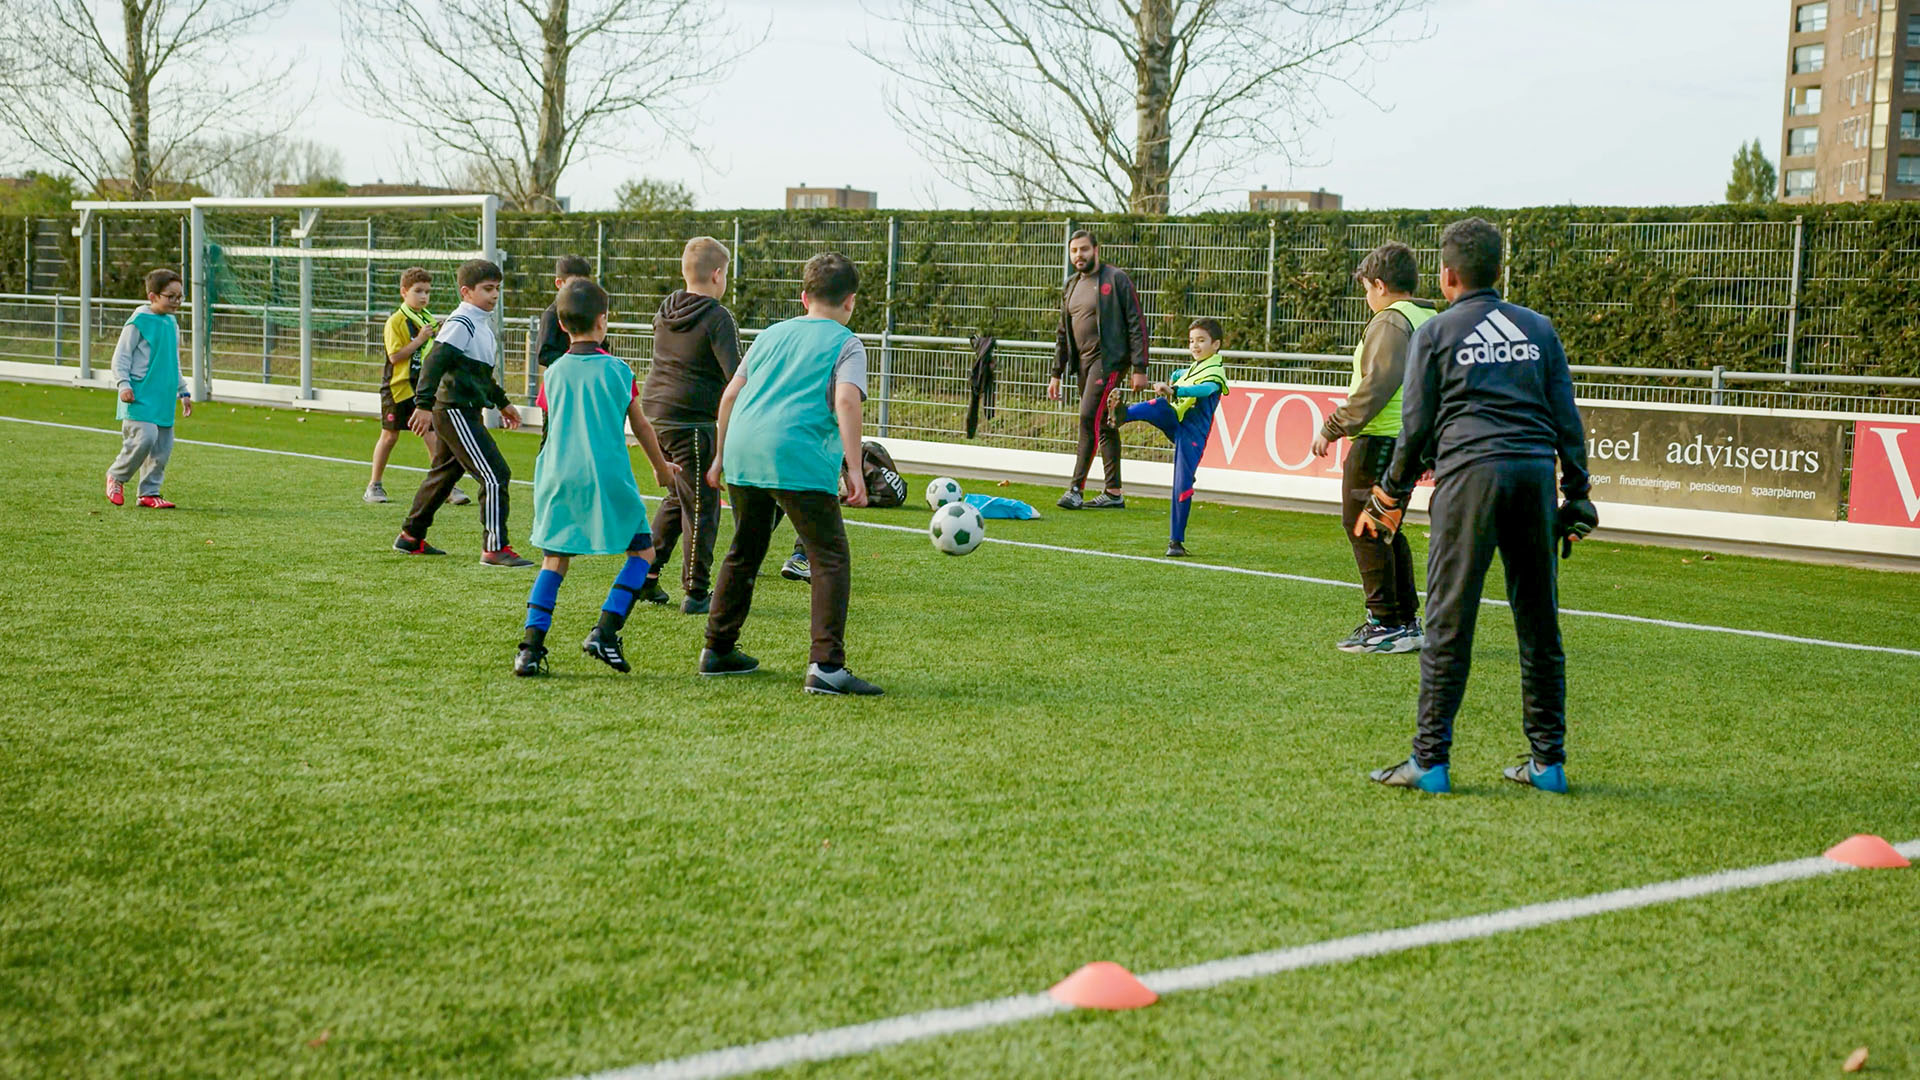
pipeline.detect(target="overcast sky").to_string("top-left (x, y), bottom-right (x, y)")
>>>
top-left (257, 0), bottom-right (1782, 212)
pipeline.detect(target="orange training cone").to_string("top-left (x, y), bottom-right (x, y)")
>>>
top-left (1049, 962), bottom-right (1158, 1010)
top-left (1823, 835), bottom-right (1911, 869)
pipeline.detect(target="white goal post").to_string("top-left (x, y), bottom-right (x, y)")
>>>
top-left (70, 194), bottom-right (500, 401)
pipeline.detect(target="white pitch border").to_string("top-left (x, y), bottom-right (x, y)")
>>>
top-left (5, 414), bottom-right (1917, 660)
top-left (572, 840), bottom-right (1920, 1080)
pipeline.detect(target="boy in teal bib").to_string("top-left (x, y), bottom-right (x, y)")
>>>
top-left (515, 280), bottom-right (683, 677)
top-left (105, 268), bottom-right (192, 509)
top-left (701, 252), bottom-right (882, 696)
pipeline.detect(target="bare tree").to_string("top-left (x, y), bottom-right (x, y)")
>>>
top-left (864, 0), bottom-right (1428, 213)
top-left (341, 0), bottom-right (755, 213)
top-left (182, 136), bottom-right (345, 198)
top-left (0, 0), bottom-right (303, 199)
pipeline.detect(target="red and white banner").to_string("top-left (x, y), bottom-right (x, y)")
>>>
top-left (1847, 420), bottom-right (1920, 529)
top-left (1200, 386), bottom-right (1351, 478)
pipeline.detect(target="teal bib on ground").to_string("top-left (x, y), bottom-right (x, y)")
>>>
top-left (117, 310), bottom-right (182, 427)
top-left (1170, 354), bottom-right (1229, 422)
top-left (531, 351), bottom-right (648, 556)
top-left (723, 317), bottom-right (852, 494)
top-left (1350, 299), bottom-right (1436, 438)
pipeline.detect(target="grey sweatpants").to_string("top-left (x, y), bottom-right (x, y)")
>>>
top-left (107, 420), bottom-right (176, 497)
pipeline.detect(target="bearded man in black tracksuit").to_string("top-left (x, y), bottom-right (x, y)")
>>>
top-left (1048, 230), bottom-right (1149, 510)
top-left (1358, 218), bottom-right (1599, 796)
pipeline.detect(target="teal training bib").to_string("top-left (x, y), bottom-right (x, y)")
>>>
top-left (531, 350), bottom-right (649, 556)
top-left (116, 311), bottom-right (182, 427)
top-left (723, 317), bottom-right (851, 494)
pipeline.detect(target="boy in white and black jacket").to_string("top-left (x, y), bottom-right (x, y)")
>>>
top-left (394, 259), bottom-right (534, 567)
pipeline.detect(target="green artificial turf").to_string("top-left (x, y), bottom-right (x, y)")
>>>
top-left (0, 381), bottom-right (1915, 1079)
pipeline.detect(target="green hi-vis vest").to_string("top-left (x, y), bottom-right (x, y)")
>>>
top-left (116, 309), bottom-right (182, 428)
top-left (1350, 299), bottom-right (1436, 438)
top-left (1170, 354), bottom-right (1229, 422)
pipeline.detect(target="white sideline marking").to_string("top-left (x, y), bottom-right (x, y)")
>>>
top-left (8, 414), bottom-right (1919, 659)
top-left (571, 840), bottom-right (1920, 1080)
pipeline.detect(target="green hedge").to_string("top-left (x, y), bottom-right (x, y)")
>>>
top-left (8, 202), bottom-right (1920, 379)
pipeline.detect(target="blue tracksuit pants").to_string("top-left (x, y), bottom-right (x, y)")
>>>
top-left (1124, 396), bottom-right (1217, 543)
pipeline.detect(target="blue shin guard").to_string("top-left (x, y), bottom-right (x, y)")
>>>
top-left (601, 555), bottom-right (652, 621)
top-left (525, 568), bottom-right (563, 631)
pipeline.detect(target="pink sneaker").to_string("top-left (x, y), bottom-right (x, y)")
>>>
top-left (136, 495), bottom-right (176, 509)
top-left (105, 476), bottom-right (124, 506)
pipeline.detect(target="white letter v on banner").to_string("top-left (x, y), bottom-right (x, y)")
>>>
top-left (1869, 426), bottom-right (1920, 522)
top-left (1214, 391), bottom-right (1264, 465)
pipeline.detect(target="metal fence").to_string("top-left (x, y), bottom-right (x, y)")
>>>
top-left (13, 211), bottom-right (1920, 380)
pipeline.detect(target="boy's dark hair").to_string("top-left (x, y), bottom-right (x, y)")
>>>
top-left (399, 266), bottom-right (432, 291)
top-left (1188, 317), bottom-right (1224, 343)
top-left (456, 258), bottom-right (504, 289)
top-left (1353, 242), bottom-right (1419, 294)
top-left (1440, 218), bottom-right (1503, 290)
top-left (1068, 229), bottom-right (1099, 248)
top-left (802, 252), bottom-right (859, 305)
top-left (555, 254), bottom-right (593, 280)
top-left (554, 278), bottom-right (610, 335)
top-left (144, 268), bottom-right (181, 295)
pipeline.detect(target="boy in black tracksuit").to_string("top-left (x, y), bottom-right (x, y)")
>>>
top-left (395, 258), bottom-right (535, 567)
top-left (1359, 219), bottom-right (1597, 796)
top-left (535, 254), bottom-right (596, 415)
top-left (638, 237), bottom-right (743, 615)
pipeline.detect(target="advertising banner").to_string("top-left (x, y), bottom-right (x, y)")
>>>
top-left (1579, 408), bottom-right (1846, 520)
top-left (1847, 420), bottom-right (1920, 529)
top-left (1200, 383), bottom-right (1848, 520)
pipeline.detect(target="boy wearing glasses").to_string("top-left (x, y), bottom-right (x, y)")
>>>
top-left (105, 268), bottom-right (192, 509)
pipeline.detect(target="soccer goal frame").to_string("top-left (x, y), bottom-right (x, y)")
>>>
top-left (70, 194), bottom-right (500, 401)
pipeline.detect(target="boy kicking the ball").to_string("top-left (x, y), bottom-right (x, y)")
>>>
top-left (700, 251), bottom-right (881, 696)
top-left (514, 279), bottom-right (682, 676)
top-left (1112, 317), bottom-right (1229, 558)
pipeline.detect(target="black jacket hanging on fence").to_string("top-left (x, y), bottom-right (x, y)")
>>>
top-left (967, 334), bottom-right (997, 438)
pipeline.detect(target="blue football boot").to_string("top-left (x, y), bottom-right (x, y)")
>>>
top-left (1502, 757), bottom-right (1569, 794)
top-left (1369, 757), bottom-right (1451, 793)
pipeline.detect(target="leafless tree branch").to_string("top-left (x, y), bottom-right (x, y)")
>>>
top-left (340, 0), bottom-right (760, 210)
top-left (862, 0), bottom-right (1429, 213)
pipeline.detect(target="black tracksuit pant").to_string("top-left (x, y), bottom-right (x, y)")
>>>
top-left (1069, 360), bottom-right (1123, 492)
top-left (1414, 457), bottom-right (1566, 768)
top-left (647, 425), bottom-right (721, 595)
top-left (402, 406), bottom-right (510, 552)
top-left (706, 486), bottom-right (851, 668)
top-left (1341, 435), bottom-right (1418, 625)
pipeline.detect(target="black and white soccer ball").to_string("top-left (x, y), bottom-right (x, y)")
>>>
top-left (928, 501), bottom-right (985, 556)
top-left (925, 476), bottom-right (964, 510)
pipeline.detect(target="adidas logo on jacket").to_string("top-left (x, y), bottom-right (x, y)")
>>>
top-left (1456, 310), bottom-right (1543, 365)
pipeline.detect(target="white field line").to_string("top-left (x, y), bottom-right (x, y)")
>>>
top-left (9, 414), bottom-right (1919, 660)
top-left (572, 839), bottom-right (1920, 1080)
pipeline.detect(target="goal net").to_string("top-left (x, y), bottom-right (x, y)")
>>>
top-left (194, 197), bottom-right (499, 397)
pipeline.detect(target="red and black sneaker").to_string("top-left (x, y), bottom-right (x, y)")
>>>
top-left (105, 476), bottom-right (125, 506)
top-left (136, 495), bottom-right (176, 509)
top-left (480, 546), bottom-right (535, 568)
top-left (393, 533), bottom-right (446, 556)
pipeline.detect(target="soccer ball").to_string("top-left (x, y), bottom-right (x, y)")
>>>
top-left (928, 502), bottom-right (985, 556)
top-left (925, 476), bottom-right (964, 509)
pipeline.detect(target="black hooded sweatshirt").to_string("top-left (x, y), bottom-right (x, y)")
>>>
top-left (641, 289), bottom-right (744, 429)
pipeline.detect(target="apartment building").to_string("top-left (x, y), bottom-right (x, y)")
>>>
top-left (1780, 0), bottom-right (1920, 201)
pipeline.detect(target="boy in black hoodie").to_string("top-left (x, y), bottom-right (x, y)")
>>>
top-left (638, 236), bottom-right (743, 614)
